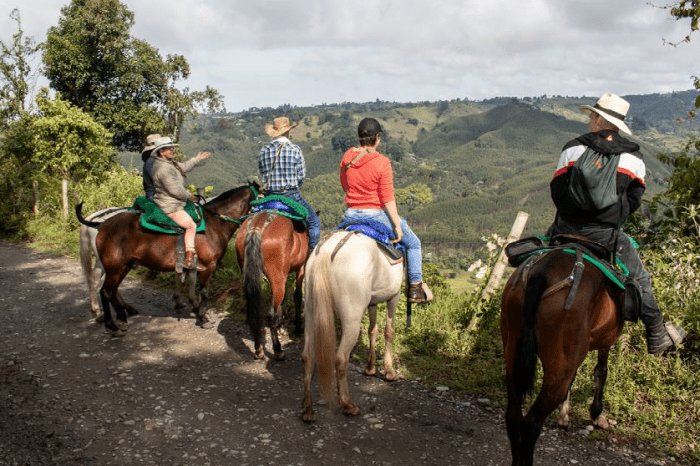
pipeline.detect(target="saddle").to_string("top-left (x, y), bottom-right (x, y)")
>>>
top-left (505, 234), bottom-right (641, 322)
top-left (334, 219), bottom-right (405, 263)
top-left (132, 196), bottom-right (205, 234)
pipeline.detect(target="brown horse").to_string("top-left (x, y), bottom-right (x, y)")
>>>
top-left (76, 182), bottom-right (259, 336)
top-left (500, 247), bottom-right (624, 466)
top-left (234, 210), bottom-right (308, 360)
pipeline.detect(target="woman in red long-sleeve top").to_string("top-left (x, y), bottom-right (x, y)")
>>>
top-left (339, 117), bottom-right (433, 304)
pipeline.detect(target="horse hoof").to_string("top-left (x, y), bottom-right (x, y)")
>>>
top-left (94, 313), bottom-right (105, 323)
top-left (302, 409), bottom-right (316, 423)
top-left (364, 367), bottom-right (377, 376)
top-left (342, 404), bottom-right (361, 417)
top-left (254, 350), bottom-right (265, 360)
top-left (274, 351), bottom-right (286, 361)
top-left (125, 306), bottom-right (138, 316)
top-left (108, 329), bottom-right (126, 338)
top-left (384, 370), bottom-right (399, 381)
top-left (199, 321), bottom-right (215, 330)
top-left (593, 415), bottom-right (610, 430)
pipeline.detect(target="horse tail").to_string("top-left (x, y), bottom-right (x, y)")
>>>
top-left (513, 269), bottom-right (547, 396)
top-left (243, 230), bottom-right (265, 337)
top-left (75, 203), bottom-right (101, 228)
top-left (306, 252), bottom-right (336, 404)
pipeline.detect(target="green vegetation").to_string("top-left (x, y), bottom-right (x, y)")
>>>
top-left (1, 1), bottom-right (700, 463)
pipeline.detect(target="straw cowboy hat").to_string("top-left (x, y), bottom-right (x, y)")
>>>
top-left (579, 93), bottom-right (632, 135)
top-left (152, 136), bottom-right (179, 154)
top-left (141, 133), bottom-right (161, 156)
top-left (265, 117), bottom-right (298, 138)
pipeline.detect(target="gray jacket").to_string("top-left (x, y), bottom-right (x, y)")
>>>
top-left (151, 156), bottom-right (203, 214)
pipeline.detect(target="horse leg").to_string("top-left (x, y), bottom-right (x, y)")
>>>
top-left (268, 277), bottom-right (286, 361)
top-left (364, 305), bottom-right (379, 376)
top-left (293, 272), bottom-right (303, 335)
top-left (336, 318), bottom-right (363, 417)
top-left (556, 387), bottom-right (572, 428)
top-left (505, 375), bottom-right (525, 466)
top-left (519, 372), bottom-right (577, 466)
top-left (382, 295), bottom-right (400, 381)
top-left (99, 284), bottom-right (128, 337)
top-left (302, 337), bottom-right (315, 422)
top-left (590, 349), bottom-right (611, 429)
top-left (194, 272), bottom-right (215, 329)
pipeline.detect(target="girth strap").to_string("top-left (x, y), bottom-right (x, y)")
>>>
top-left (541, 249), bottom-right (585, 311)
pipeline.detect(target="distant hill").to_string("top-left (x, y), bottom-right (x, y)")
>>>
top-left (119, 91), bottom-right (695, 261)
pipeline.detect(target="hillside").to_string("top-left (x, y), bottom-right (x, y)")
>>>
top-left (118, 92), bottom-right (694, 264)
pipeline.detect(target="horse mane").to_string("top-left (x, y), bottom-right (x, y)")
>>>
top-left (204, 181), bottom-right (258, 210)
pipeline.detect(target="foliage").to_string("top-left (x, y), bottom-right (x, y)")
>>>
top-left (32, 91), bottom-right (115, 182)
top-left (42, 0), bottom-right (222, 151)
top-left (0, 8), bottom-right (40, 126)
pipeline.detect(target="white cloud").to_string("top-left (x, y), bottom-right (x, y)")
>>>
top-left (1, 0), bottom-right (699, 111)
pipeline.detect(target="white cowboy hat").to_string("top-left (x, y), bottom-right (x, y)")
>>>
top-left (579, 93), bottom-right (632, 135)
top-left (152, 136), bottom-right (179, 154)
top-left (265, 117), bottom-right (298, 138)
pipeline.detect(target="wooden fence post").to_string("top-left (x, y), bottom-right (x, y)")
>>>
top-left (483, 211), bottom-right (529, 297)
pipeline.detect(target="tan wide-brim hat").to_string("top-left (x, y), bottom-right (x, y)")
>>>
top-left (265, 117), bottom-right (298, 138)
top-left (141, 133), bottom-right (162, 155)
top-left (579, 93), bottom-right (632, 135)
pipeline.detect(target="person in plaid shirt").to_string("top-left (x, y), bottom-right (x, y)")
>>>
top-left (259, 116), bottom-right (320, 251)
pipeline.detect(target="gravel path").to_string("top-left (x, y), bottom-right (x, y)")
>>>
top-left (0, 241), bottom-right (684, 466)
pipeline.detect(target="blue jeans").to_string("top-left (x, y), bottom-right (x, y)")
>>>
top-left (342, 208), bottom-right (423, 283)
top-left (269, 190), bottom-right (320, 251)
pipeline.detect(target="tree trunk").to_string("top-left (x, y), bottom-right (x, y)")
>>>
top-left (33, 181), bottom-right (39, 216)
top-left (62, 178), bottom-right (69, 220)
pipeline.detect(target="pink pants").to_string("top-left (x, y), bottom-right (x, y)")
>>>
top-left (167, 210), bottom-right (196, 251)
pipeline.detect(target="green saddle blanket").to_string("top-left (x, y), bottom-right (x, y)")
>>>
top-left (132, 196), bottom-right (205, 234)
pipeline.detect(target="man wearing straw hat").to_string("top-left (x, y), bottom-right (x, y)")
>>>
top-left (259, 116), bottom-right (320, 252)
top-left (549, 92), bottom-right (685, 354)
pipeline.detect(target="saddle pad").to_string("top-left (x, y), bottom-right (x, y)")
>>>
top-left (132, 196), bottom-right (205, 234)
top-left (250, 195), bottom-right (308, 221)
top-left (335, 219), bottom-right (405, 256)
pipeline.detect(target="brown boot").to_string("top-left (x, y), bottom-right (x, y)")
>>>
top-left (408, 282), bottom-right (434, 304)
top-left (184, 249), bottom-right (195, 269)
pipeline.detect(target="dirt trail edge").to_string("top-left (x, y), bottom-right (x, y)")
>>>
top-left (0, 241), bottom-right (681, 466)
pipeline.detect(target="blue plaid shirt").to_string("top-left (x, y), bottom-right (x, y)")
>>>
top-left (259, 137), bottom-right (306, 191)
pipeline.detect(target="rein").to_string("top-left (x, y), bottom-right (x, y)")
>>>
top-left (212, 184), bottom-right (259, 224)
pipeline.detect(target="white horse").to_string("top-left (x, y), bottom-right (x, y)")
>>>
top-left (78, 206), bottom-right (188, 321)
top-left (302, 230), bottom-right (405, 423)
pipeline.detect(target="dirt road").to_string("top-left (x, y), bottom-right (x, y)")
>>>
top-left (0, 241), bottom-right (681, 465)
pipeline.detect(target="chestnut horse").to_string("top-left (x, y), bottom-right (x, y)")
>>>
top-left (302, 230), bottom-right (405, 423)
top-left (76, 182), bottom-right (259, 335)
top-left (234, 210), bottom-right (308, 360)
top-left (500, 247), bottom-right (624, 466)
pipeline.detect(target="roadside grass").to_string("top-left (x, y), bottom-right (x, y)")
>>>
top-left (22, 214), bottom-right (700, 465)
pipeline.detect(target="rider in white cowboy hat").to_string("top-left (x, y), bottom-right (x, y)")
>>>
top-left (549, 92), bottom-right (685, 354)
top-left (258, 116), bottom-right (320, 252)
top-left (150, 136), bottom-right (211, 268)
top-left (141, 133), bottom-right (161, 200)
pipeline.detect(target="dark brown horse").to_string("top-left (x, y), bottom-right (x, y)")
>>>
top-left (76, 182), bottom-right (259, 335)
top-left (234, 210), bottom-right (308, 360)
top-left (500, 247), bottom-right (624, 466)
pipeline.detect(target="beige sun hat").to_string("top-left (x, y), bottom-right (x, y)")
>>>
top-left (265, 117), bottom-right (298, 138)
top-left (579, 93), bottom-right (632, 135)
top-left (141, 133), bottom-right (161, 155)
top-left (152, 136), bottom-right (179, 154)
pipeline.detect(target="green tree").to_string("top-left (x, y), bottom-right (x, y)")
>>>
top-left (0, 8), bottom-right (40, 126)
top-left (31, 91), bottom-right (115, 218)
top-left (42, 0), bottom-right (223, 151)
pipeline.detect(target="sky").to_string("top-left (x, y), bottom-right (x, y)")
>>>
top-left (2, 0), bottom-right (700, 113)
